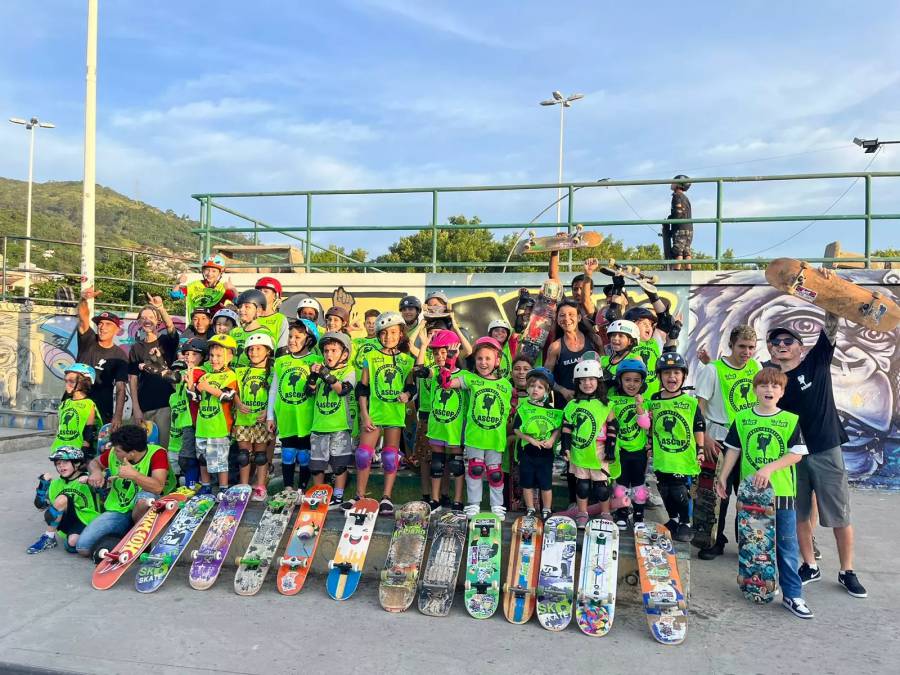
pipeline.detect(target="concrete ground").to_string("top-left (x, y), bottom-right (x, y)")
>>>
top-left (1, 445), bottom-right (897, 675)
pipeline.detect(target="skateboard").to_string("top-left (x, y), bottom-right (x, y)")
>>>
top-left (514, 225), bottom-right (603, 255)
top-left (277, 484), bottom-right (333, 596)
top-left (326, 497), bottom-right (379, 600)
top-left (188, 485), bottom-right (252, 590)
top-left (633, 522), bottom-right (688, 645)
top-left (97, 420), bottom-right (159, 455)
top-left (599, 259), bottom-right (660, 293)
top-left (736, 478), bottom-right (777, 604)
top-left (379, 501), bottom-right (432, 612)
top-left (519, 279), bottom-right (562, 361)
top-left (535, 515), bottom-right (577, 631)
top-left (234, 488), bottom-right (299, 596)
top-left (418, 510), bottom-right (468, 617)
top-left (502, 514), bottom-right (543, 624)
top-left (692, 457), bottom-right (720, 550)
top-left (134, 493), bottom-right (216, 593)
top-left (765, 257), bottom-right (900, 332)
top-left (575, 519), bottom-right (619, 637)
top-left (91, 487), bottom-right (195, 591)
top-left (464, 512), bottom-right (502, 619)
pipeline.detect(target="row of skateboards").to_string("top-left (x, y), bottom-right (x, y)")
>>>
top-left (89, 482), bottom-right (689, 645)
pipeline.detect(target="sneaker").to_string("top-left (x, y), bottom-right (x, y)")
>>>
top-left (698, 541), bottom-right (726, 561)
top-left (428, 499), bottom-right (442, 513)
top-left (798, 563), bottom-right (822, 585)
top-left (632, 510), bottom-right (645, 524)
top-left (674, 523), bottom-right (694, 542)
top-left (463, 504), bottom-right (479, 518)
top-left (613, 508), bottom-right (629, 530)
top-left (451, 501), bottom-right (465, 513)
top-left (197, 484), bottom-right (213, 496)
top-left (328, 494), bottom-right (344, 510)
top-left (599, 512), bottom-right (614, 523)
top-left (340, 495), bottom-right (361, 511)
top-left (491, 505), bottom-right (507, 521)
top-left (838, 570), bottom-right (868, 598)
top-left (27, 533), bottom-right (57, 555)
top-left (379, 496), bottom-right (395, 517)
top-left (525, 508), bottom-right (537, 518)
top-left (575, 512), bottom-right (589, 530)
top-left (440, 495), bottom-right (452, 509)
top-left (251, 486), bottom-right (267, 502)
top-left (541, 508), bottom-right (552, 522)
top-left (782, 597), bottom-right (814, 619)
top-left (813, 536), bottom-right (822, 561)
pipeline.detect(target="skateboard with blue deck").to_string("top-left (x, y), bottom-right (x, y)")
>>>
top-left (326, 497), bottom-right (378, 600)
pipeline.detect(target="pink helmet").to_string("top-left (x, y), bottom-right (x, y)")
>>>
top-left (429, 329), bottom-right (460, 349)
top-left (473, 336), bottom-right (503, 353)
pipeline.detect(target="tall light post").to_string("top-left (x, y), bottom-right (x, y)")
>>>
top-left (540, 91), bottom-right (584, 230)
top-left (9, 116), bottom-right (55, 298)
top-left (81, 0), bottom-right (99, 315)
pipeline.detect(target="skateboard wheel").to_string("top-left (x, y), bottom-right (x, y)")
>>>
top-left (216, 492), bottom-right (225, 502)
top-left (624, 573), bottom-right (638, 586)
top-left (118, 551), bottom-right (131, 565)
top-left (235, 556), bottom-right (242, 567)
top-left (300, 559), bottom-right (309, 568)
top-left (165, 500), bottom-right (177, 511)
top-left (214, 551), bottom-right (223, 561)
top-left (575, 223), bottom-right (584, 232)
top-left (239, 492), bottom-right (249, 502)
top-left (528, 230), bottom-right (536, 238)
top-left (464, 580), bottom-right (471, 590)
top-left (191, 550), bottom-right (199, 560)
top-left (327, 560), bottom-right (335, 570)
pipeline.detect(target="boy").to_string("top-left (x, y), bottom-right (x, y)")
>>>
top-left (192, 334), bottom-right (239, 492)
top-left (230, 289), bottom-right (276, 366)
top-left (255, 276), bottom-right (289, 350)
top-left (170, 256), bottom-right (236, 318)
top-left (170, 338), bottom-right (207, 487)
top-left (352, 309), bottom-right (381, 375)
top-left (717, 367), bottom-right (813, 619)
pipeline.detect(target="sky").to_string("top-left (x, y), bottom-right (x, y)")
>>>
top-left (2, 0), bottom-right (900, 261)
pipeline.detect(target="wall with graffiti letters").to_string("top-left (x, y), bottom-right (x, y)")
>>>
top-left (1, 268), bottom-right (897, 489)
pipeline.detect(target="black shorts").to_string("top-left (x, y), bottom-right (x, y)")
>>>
top-left (519, 452), bottom-right (554, 491)
top-left (59, 505), bottom-right (86, 538)
top-left (619, 451), bottom-right (648, 487)
top-left (279, 435), bottom-right (311, 450)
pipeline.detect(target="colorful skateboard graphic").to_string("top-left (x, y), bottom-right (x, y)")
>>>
top-left (692, 456), bottom-right (720, 550)
top-left (277, 485), bottom-right (332, 596)
top-left (134, 493), bottom-right (216, 593)
top-left (599, 259), bottom-right (660, 294)
top-left (514, 225), bottom-right (603, 255)
top-left (575, 519), bottom-right (619, 637)
top-left (326, 497), bottom-right (378, 601)
top-left (418, 511), bottom-right (467, 617)
top-left (634, 522), bottom-right (688, 645)
top-left (502, 514), bottom-right (543, 624)
top-left (188, 485), bottom-right (252, 590)
top-left (736, 478), bottom-right (777, 604)
top-left (519, 279), bottom-right (562, 361)
top-left (536, 515), bottom-right (577, 631)
top-left (464, 513), bottom-right (502, 619)
top-left (379, 501), bottom-right (431, 612)
top-left (97, 420), bottom-right (159, 455)
top-left (234, 488), bottom-right (299, 596)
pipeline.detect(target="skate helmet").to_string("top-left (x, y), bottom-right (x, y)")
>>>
top-left (49, 446), bottom-right (85, 463)
top-left (526, 367), bottom-right (555, 390)
top-left (399, 296), bottom-right (422, 312)
top-left (208, 334), bottom-right (237, 352)
top-left (623, 307), bottom-right (657, 325)
top-left (573, 359), bottom-right (603, 380)
top-left (235, 289), bottom-right (267, 311)
top-left (244, 333), bottom-right (275, 352)
top-left (473, 336), bottom-right (503, 353)
top-left (428, 329), bottom-right (460, 349)
top-left (64, 363), bottom-right (96, 386)
top-left (487, 318), bottom-right (512, 337)
top-left (673, 174), bottom-right (691, 190)
top-left (296, 297), bottom-right (322, 321)
top-left (212, 308), bottom-right (239, 327)
top-left (291, 318), bottom-right (320, 346)
top-left (375, 311), bottom-right (406, 333)
top-left (180, 337), bottom-right (209, 356)
top-left (606, 320), bottom-right (640, 341)
top-left (656, 351), bottom-right (688, 375)
top-left (320, 331), bottom-right (351, 353)
top-left (255, 276), bottom-right (282, 296)
top-left (201, 256), bottom-right (225, 271)
top-left (325, 306), bottom-right (350, 324)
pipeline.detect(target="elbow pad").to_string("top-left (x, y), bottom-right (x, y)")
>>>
top-left (636, 411), bottom-right (651, 429)
top-left (412, 365), bottom-right (431, 380)
top-left (355, 381), bottom-right (370, 398)
top-left (656, 311), bottom-right (674, 334)
top-left (668, 320), bottom-right (683, 341)
top-left (339, 382), bottom-right (353, 397)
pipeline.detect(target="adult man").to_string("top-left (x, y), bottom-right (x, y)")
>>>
top-left (766, 308), bottom-right (866, 598)
top-left (76, 288), bottom-right (128, 431)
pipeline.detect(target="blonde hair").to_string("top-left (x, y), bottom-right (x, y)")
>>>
top-left (728, 325), bottom-right (757, 347)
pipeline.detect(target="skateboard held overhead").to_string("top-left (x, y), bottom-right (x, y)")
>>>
top-left (576, 519), bottom-right (619, 637)
top-left (600, 259), bottom-right (660, 294)
top-left (634, 522), bottom-right (687, 645)
top-left (379, 501), bottom-right (431, 612)
top-left (277, 485), bottom-right (332, 596)
top-left (418, 511), bottom-right (468, 617)
top-left (536, 515), bottom-right (577, 631)
top-left (326, 497), bottom-right (378, 601)
top-left (502, 514), bottom-right (543, 624)
top-left (188, 485), bottom-right (252, 590)
top-left (514, 225), bottom-right (603, 256)
top-left (736, 478), bottom-right (777, 604)
top-left (464, 512), bottom-right (502, 619)
top-left (519, 279), bottom-right (562, 361)
top-left (234, 488), bottom-right (299, 596)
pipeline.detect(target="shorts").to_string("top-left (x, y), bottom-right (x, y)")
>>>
top-left (618, 451), bottom-right (649, 488)
top-left (310, 431), bottom-right (353, 473)
top-left (519, 453), bottom-right (554, 491)
top-left (671, 227), bottom-right (693, 257)
top-left (796, 446), bottom-right (851, 528)
top-left (58, 504), bottom-right (87, 538)
top-left (178, 425), bottom-right (197, 460)
top-left (572, 465), bottom-right (610, 481)
top-left (196, 437), bottom-right (230, 474)
top-left (233, 421), bottom-right (274, 444)
top-left (279, 435), bottom-right (311, 451)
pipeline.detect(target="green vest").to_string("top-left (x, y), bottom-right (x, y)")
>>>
top-left (258, 312), bottom-right (287, 348)
top-left (52, 398), bottom-right (101, 452)
top-left (234, 366), bottom-right (271, 427)
top-left (352, 337), bottom-right (380, 376)
top-left (230, 325), bottom-right (276, 367)
top-left (631, 338), bottom-right (661, 396)
top-left (461, 371), bottom-right (513, 452)
top-left (497, 343), bottom-right (512, 379)
top-left (563, 398), bottom-right (618, 477)
top-left (516, 400), bottom-right (563, 445)
top-left (609, 393), bottom-right (648, 453)
top-left (713, 358), bottom-right (760, 422)
top-left (418, 368), bottom-right (437, 415)
top-left (427, 369), bottom-right (468, 447)
top-left (600, 353), bottom-right (630, 381)
top-left (105, 444), bottom-right (176, 513)
top-left (195, 369), bottom-right (236, 438)
top-left (273, 352), bottom-right (323, 438)
top-left (185, 279), bottom-right (226, 317)
top-left (167, 382), bottom-right (192, 454)
top-left (49, 476), bottom-right (101, 531)
top-left (311, 363), bottom-right (356, 434)
top-left (733, 408), bottom-right (801, 497)
top-left (365, 350), bottom-right (414, 428)
top-left (648, 394), bottom-right (700, 475)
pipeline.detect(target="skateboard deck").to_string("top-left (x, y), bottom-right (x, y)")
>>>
top-left (91, 487), bottom-right (194, 590)
top-left (97, 420), bottom-right (158, 455)
top-left (575, 519), bottom-right (619, 637)
top-left (379, 501), bottom-right (431, 612)
top-left (502, 514), bottom-right (543, 624)
top-left (234, 488), bottom-right (299, 596)
top-left (634, 522), bottom-right (688, 645)
top-left (326, 497), bottom-right (378, 600)
top-left (599, 259), bottom-right (659, 293)
top-left (134, 493), bottom-right (216, 593)
top-left (514, 225), bottom-right (602, 255)
top-left (736, 478), bottom-right (777, 604)
top-left (277, 484), bottom-right (332, 595)
top-left (765, 257), bottom-right (900, 332)
top-left (692, 456), bottom-right (720, 550)
top-left (519, 279), bottom-right (562, 361)
top-left (418, 510), bottom-right (468, 617)
top-left (536, 515), bottom-right (577, 631)
top-left (464, 512), bottom-right (502, 619)
top-left (188, 485), bottom-right (252, 590)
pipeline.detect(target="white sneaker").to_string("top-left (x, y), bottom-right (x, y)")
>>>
top-left (463, 504), bottom-right (479, 519)
top-left (783, 597), bottom-right (814, 619)
top-left (491, 505), bottom-right (506, 521)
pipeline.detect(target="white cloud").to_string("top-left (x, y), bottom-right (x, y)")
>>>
top-left (110, 99), bottom-right (276, 128)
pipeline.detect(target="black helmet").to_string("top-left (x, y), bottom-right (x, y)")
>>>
top-left (624, 306), bottom-right (658, 325)
top-left (673, 174), bottom-right (691, 191)
top-left (181, 337), bottom-right (208, 355)
top-left (399, 296), bottom-right (422, 312)
top-left (656, 351), bottom-right (688, 375)
top-left (236, 289), bottom-right (267, 311)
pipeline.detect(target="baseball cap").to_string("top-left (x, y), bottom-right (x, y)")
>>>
top-left (767, 326), bottom-right (803, 344)
top-left (191, 307), bottom-right (213, 317)
top-left (92, 311), bottom-right (122, 327)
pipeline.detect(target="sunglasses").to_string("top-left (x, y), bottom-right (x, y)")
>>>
top-left (769, 337), bottom-right (797, 346)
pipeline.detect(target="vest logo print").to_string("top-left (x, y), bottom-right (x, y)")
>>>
top-left (571, 409), bottom-right (598, 450)
top-left (432, 388), bottom-right (462, 423)
top-left (279, 366), bottom-right (311, 404)
top-left (653, 409), bottom-right (690, 453)
top-left (58, 404), bottom-right (83, 442)
top-left (374, 363), bottom-right (403, 402)
top-left (472, 388), bottom-right (506, 430)
top-left (727, 377), bottom-right (755, 413)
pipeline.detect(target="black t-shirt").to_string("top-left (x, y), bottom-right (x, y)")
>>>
top-left (773, 331), bottom-right (848, 453)
top-left (76, 329), bottom-right (129, 424)
top-left (181, 326), bottom-right (210, 342)
top-left (128, 331), bottom-right (180, 411)
top-left (669, 191), bottom-right (693, 233)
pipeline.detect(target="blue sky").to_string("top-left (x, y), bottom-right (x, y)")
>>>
top-left (2, 0), bottom-right (900, 260)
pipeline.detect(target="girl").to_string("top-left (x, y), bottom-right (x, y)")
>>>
top-left (325, 306), bottom-right (351, 335)
top-left (623, 307), bottom-right (667, 396)
top-left (212, 307), bottom-right (239, 335)
top-left (53, 364), bottom-right (101, 457)
top-left (600, 320), bottom-right (640, 383)
top-left (487, 318), bottom-right (513, 378)
top-left (505, 354), bottom-right (534, 512)
top-left (231, 289), bottom-right (275, 366)
top-left (234, 333), bottom-right (276, 500)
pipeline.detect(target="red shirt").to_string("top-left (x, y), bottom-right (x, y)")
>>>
top-left (98, 447), bottom-right (169, 473)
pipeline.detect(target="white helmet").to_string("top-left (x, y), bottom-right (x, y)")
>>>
top-left (487, 318), bottom-right (512, 334)
top-left (573, 359), bottom-right (603, 380)
top-left (296, 297), bottom-right (322, 319)
top-left (606, 320), bottom-right (640, 341)
top-left (375, 311), bottom-right (406, 333)
top-left (244, 332), bottom-right (274, 352)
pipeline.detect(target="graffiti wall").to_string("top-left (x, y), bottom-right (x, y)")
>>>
top-left (2, 268), bottom-right (897, 489)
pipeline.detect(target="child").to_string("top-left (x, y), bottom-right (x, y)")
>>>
top-left (561, 359), bottom-right (618, 529)
top-left (267, 319), bottom-right (322, 491)
top-left (488, 318), bottom-right (513, 378)
top-left (28, 447), bottom-right (101, 554)
top-left (717, 367), bottom-right (813, 619)
top-left (170, 338), bottom-right (207, 488)
top-left (192, 333), bottom-right (240, 492)
top-left (505, 353), bottom-right (534, 511)
top-left (411, 323), bottom-right (442, 500)
top-left (443, 336), bottom-right (513, 520)
top-left (513, 367), bottom-right (563, 520)
top-left (231, 289), bottom-right (276, 366)
top-left (600, 319), bottom-right (640, 383)
top-left (399, 296), bottom-right (422, 340)
top-left (254, 277), bottom-right (288, 350)
top-left (623, 307), bottom-right (666, 396)
top-left (212, 307), bottom-right (239, 335)
top-left (324, 306), bottom-right (351, 335)
top-left (182, 307), bottom-right (212, 342)
top-left (352, 309), bottom-right (381, 375)
top-left (170, 256), bottom-right (235, 318)
top-left (308, 331), bottom-right (356, 507)
top-left (234, 333), bottom-right (276, 500)
top-left (296, 297), bottom-right (322, 325)
top-left (53, 364), bottom-right (101, 458)
top-left (353, 311), bottom-right (415, 516)
top-left (607, 358), bottom-right (653, 527)
top-left (647, 352), bottom-right (705, 541)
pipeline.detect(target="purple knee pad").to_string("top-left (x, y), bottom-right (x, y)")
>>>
top-left (467, 458), bottom-right (486, 480)
top-left (382, 446), bottom-right (400, 474)
top-left (610, 484), bottom-right (632, 510)
top-left (487, 464), bottom-right (504, 488)
top-left (355, 445), bottom-right (375, 470)
top-left (632, 485), bottom-right (650, 504)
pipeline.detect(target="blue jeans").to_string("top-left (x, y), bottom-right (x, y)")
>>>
top-left (776, 508), bottom-right (802, 599)
top-left (75, 491), bottom-right (157, 554)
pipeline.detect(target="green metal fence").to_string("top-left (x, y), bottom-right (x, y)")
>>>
top-left (191, 171), bottom-right (900, 272)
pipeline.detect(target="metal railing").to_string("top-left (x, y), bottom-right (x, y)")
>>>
top-left (191, 171), bottom-right (900, 272)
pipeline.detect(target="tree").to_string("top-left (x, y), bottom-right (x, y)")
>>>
top-left (310, 245), bottom-right (370, 272)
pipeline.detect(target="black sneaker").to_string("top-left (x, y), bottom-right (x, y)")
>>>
top-left (340, 495), bottom-right (361, 511)
top-left (613, 508), bottom-right (629, 530)
top-left (440, 495), bottom-right (451, 508)
top-left (525, 508), bottom-right (536, 518)
top-left (541, 508), bottom-right (552, 521)
top-left (379, 496), bottom-right (395, 517)
top-left (838, 570), bottom-right (867, 598)
top-left (328, 494), bottom-right (344, 510)
top-left (674, 523), bottom-right (694, 542)
top-left (427, 499), bottom-right (442, 513)
top-left (798, 563), bottom-right (822, 585)
top-left (782, 597), bottom-right (814, 619)
top-left (451, 501), bottom-right (465, 512)
top-left (698, 541), bottom-right (726, 561)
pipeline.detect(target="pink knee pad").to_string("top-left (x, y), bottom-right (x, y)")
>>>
top-left (610, 484), bottom-right (631, 510)
top-left (355, 445), bottom-right (375, 470)
top-left (632, 485), bottom-right (650, 504)
top-left (382, 446), bottom-right (400, 474)
top-left (467, 458), bottom-right (486, 480)
top-left (487, 464), bottom-right (504, 488)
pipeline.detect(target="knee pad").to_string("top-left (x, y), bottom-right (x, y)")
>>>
top-left (236, 450), bottom-right (250, 468)
top-left (44, 504), bottom-right (64, 528)
top-left (297, 449), bottom-right (311, 467)
top-left (467, 458), bottom-right (486, 480)
top-left (487, 464), bottom-right (504, 488)
top-left (610, 484), bottom-right (631, 509)
top-left (382, 447), bottom-right (400, 475)
top-left (253, 453), bottom-right (268, 467)
top-left (592, 481), bottom-right (610, 503)
top-left (448, 456), bottom-right (465, 478)
top-left (355, 445), bottom-right (375, 470)
top-left (281, 447), bottom-right (297, 465)
top-left (633, 485), bottom-right (650, 504)
top-left (333, 464), bottom-right (348, 476)
top-left (430, 452), bottom-right (447, 478)
top-left (575, 479), bottom-right (591, 500)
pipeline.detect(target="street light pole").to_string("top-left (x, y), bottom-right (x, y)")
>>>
top-left (540, 91), bottom-right (584, 231)
top-left (81, 0), bottom-right (99, 315)
top-left (9, 116), bottom-right (55, 298)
